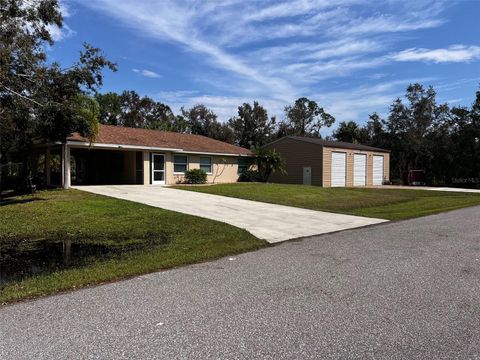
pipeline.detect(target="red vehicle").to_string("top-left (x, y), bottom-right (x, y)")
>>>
top-left (403, 170), bottom-right (426, 186)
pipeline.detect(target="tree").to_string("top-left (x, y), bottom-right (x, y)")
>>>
top-left (148, 101), bottom-right (178, 131)
top-left (96, 92), bottom-right (121, 125)
top-left (1, 0), bottom-right (62, 159)
top-left (228, 101), bottom-right (276, 148)
top-left (332, 121), bottom-right (363, 143)
top-left (362, 113), bottom-right (387, 148)
top-left (207, 122), bottom-right (235, 144)
top-left (0, 0), bottom-right (116, 156)
top-left (97, 90), bottom-right (181, 131)
top-left (35, 44), bottom-right (116, 144)
top-left (182, 104), bottom-right (218, 136)
top-left (251, 147), bottom-right (286, 182)
top-left (381, 84), bottom-right (451, 182)
top-left (171, 115), bottom-right (189, 134)
top-left (181, 104), bottom-right (235, 143)
top-left (281, 97), bottom-right (335, 137)
top-left (448, 90), bottom-right (480, 184)
top-left (74, 94), bottom-right (101, 144)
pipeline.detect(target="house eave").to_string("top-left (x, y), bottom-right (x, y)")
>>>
top-left (66, 141), bottom-right (251, 157)
top-left (66, 141), bottom-right (183, 152)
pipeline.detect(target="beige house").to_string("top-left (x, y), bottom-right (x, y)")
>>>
top-left (264, 136), bottom-right (390, 187)
top-left (45, 125), bottom-right (251, 188)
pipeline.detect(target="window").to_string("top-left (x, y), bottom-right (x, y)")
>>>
top-left (173, 155), bottom-right (188, 173)
top-left (200, 156), bottom-right (212, 174)
top-left (238, 157), bottom-right (250, 174)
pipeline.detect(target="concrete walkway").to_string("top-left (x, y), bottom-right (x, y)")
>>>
top-left (73, 185), bottom-right (387, 243)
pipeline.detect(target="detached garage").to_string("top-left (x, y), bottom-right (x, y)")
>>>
top-left (263, 136), bottom-right (390, 187)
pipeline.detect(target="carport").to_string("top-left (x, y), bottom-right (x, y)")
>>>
top-left (69, 148), bottom-right (143, 186)
top-left (35, 144), bottom-right (146, 188)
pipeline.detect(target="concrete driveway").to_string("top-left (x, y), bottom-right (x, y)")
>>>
top-left (1, 206), bottom-right (479, 359)
top-left (73, 185), bottom-right (386, 243)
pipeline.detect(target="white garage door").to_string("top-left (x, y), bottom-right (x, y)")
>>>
top-left (353, 154), bottom-right (367, 186)
top-left (331, 152), bottom-right (346, 187)
top-left (372, 155), bottom-right (384, 185)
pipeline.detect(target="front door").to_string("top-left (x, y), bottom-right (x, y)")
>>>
top-left (151, 154), bottom-right (165, 185)
top-left (303, 166), bottom-right (312, 185)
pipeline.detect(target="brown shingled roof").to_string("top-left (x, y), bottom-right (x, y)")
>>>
top-left (68, 125), bottom-right (251, 155)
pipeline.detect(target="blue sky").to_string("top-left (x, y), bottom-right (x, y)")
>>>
top-left (51, 0), bottom-right (480, 135)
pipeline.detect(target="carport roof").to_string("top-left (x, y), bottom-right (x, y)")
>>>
top-left (272, 136), bottom-right (390, 153)
top-left (68, 125), bottom-right (251, 156)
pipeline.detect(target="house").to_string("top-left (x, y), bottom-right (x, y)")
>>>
top-left (263, 136), bottom-right (390, 187)
top-left (42, 125), bottom-right (251, 188)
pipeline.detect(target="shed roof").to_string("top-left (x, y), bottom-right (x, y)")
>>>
top-left (268, 136), bottom-right (390, 153)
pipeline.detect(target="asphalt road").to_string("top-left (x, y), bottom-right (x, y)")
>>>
top-left (1, 206), bottom-right (480, 359)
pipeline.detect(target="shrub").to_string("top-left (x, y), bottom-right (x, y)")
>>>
top-left (184, 169), bottom-right (207, 184)
top-left (238, 170), bottom-right (262, 182)
top-left (251, 147), bottom-right (286, 182)
top-left (390, 178), bottom-right (403, 185)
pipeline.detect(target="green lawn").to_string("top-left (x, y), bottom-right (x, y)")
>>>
top-left (0, 189), bottom-right (265, 304)
top-left (173, 183), bottom-right (480, 220)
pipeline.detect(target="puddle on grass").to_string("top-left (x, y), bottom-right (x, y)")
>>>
top-left (0, 233), bottom-right (170, 286)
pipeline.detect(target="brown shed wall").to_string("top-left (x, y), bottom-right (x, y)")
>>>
top-left (264, 138), bottom-right (323, 185)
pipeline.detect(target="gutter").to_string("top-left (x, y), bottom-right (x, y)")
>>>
top-left (66, 141), bottom-right (251, 157)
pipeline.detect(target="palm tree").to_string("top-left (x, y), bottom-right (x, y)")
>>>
top-left (252, 147), bottom-right (286, 182)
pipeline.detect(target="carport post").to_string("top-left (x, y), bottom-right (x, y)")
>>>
top-left (45, 147), bottom-right (51, 186)
top-left (61, 144), bottom-right (71, 189)
top-left (143, 151), bottom-right (150, 185)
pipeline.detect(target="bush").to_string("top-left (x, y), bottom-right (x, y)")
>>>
top-left (251, 147), bottom-right (286, 182)
top-left (238, 170), bottom-right (262, 182)
top-left (184, 169), bottom-right (207, 184)
top-left (390, 178), bottom-right (403, 185)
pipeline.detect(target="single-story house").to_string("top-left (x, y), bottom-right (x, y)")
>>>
top-left (263, 136), bottom-right (390, 187)
top-left (41, 125), bottom-right (251, 188)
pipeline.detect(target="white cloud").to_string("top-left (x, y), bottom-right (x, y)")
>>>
top-left (268, 56), bottom-right (388, 84)
top-left (59, 1), bottom-right (72, 18)
top-left (82, 0), bottom-right (296, 102)
top-left (48, 23), bottom-right (75, 42)
top-left (250, 38), bottom-right (384, 64)
top-left (313, 77), bottom-right (436, 134)
top-left (244, 0), bottom-right (358, 22)
top-left (76, 0), bottom-right (461, 124)
top-left (390, 45), bottom-right (480, 63)
top-left (446, 98), bottom-right (464, 104)
top-left (304, 39), bottom-right (383, 61)
top-left (156, 90), bottom-right (200, 103)
top-left (132, 68), bottom-right (162, 78)
top-left (48, 1), bottom-right (76, 41)
top-left (331, 16), bottom-right (444, 36)
top-left (153, 91), bottom-right (285, 122)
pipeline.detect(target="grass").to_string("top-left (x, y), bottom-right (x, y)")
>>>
top-left (0, 189), bottom-right (266, 304)
top-left (173, 183), bottom-right (480, 220)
